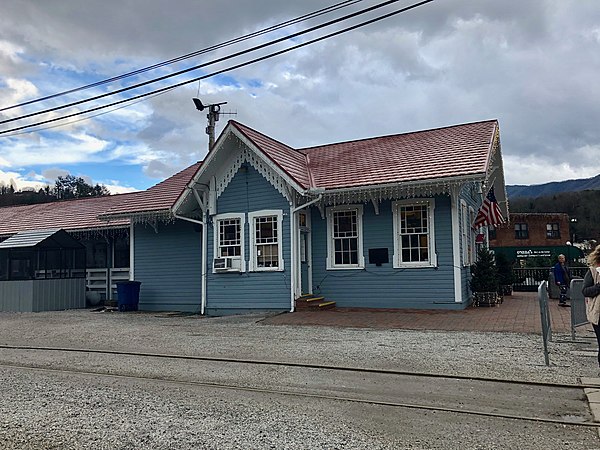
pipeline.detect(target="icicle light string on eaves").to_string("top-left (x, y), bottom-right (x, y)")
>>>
top-left (322, 180), bottom-right (465, 206)
top-left (70, 227), bottom-right (130, 241)
top-left (128, 211), bottom-right (176, 227)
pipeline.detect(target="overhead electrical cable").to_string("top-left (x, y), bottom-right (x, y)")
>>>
top-left (1, 0), bottom-right (405, 126)
top-left (0, 0), bottom-right (361, 112)
top-left (3, 90), bottom-right (177, 137)
top-left (0, 0), bottom-right (434, 136)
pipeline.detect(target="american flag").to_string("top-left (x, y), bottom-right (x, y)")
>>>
top-left (472, 187), bottom-right (505, 229)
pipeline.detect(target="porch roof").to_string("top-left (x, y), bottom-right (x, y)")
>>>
top-left (0, 228), bottom-right (84, 250)
top-left (99, 162), bottom-right (202, 220)
top-left (0, 194), bottom-right (131, 238)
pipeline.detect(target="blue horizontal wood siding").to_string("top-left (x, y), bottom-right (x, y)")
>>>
top-left (310, 196), bottom-right (463, 309)
top-left (134, 220), bottom-right (202, 312)
top-left (206, 164), bottom-right (291, 315)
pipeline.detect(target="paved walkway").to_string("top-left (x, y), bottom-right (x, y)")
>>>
top-left (263, 291), bottom-right (589, 335)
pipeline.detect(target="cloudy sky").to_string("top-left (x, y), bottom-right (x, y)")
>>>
top-left (1, 0), bottom-right (599, 193)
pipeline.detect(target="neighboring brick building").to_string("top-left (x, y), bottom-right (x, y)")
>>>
top-left (489, 212), bottom-right (582, 262)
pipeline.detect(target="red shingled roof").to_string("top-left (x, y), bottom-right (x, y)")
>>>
top-left (226, 119), bottom-right (497, 191)
top-left (0, 121), bottom-right (498, 236)
top-left (300, 120), bottom-right (497, 189)
top-left (100, 162), bottom-right (201, 218)
top-left (230, 121), bottom-right (311, 189)
top-left (0, 195), bottom-right (130, 237)
top-left (0, 162), bottom-right (202, 236)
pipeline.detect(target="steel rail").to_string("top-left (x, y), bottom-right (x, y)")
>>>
top-left (0, 361), bottom-right (596, 429)
top-left (0, 344), bottom-right (595, 389)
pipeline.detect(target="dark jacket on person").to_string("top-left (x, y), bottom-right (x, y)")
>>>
top-left (553, 262), bottom-right (571, 285)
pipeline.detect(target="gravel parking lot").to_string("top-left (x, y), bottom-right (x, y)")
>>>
top-left (0, 310), bottom-right (598, 449)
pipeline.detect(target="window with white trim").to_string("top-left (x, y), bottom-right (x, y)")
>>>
top-left (461, 200), bottom-right (469, 266)
top-left (213, 213), bottom-right (245, 271)
top-left (469, 206), bottom-right (476, 263)
top-left (392, 199), bottom-right (436, 268)
top-left (248, 210), bottom-right (283, 271)
top-left (326, 205), bottom-right (364, 269)
top-left (461, 202), bottom-right (476, 266)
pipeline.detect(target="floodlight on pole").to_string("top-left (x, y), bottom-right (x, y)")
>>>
top-left (192, 98), bottom-right (234, 151)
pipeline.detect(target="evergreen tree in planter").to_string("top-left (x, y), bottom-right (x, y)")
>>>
top-left (495, 252), bottom-right (516, 296)
top-left (470, 247), bottom-right (500, 307)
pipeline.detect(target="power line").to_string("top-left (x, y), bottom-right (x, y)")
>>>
top-left (0, 0), bottom-right (361, 113)
top-left (3, 90), bottom-right (176, 137)
top-left (0, 0), bottom-right (435, 136)
top-left (1, 0), bottom-right (401, 127)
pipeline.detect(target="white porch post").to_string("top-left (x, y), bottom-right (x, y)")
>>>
top-left (129, 222), bottom-right (135, 281)
top-left (451, 188), bottom-right (463, 303)
top-left (289, 205), bottom-right (296, 312)
top-left (201, 207), bottom-right (208, 315)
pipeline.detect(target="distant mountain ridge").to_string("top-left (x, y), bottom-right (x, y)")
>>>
top-left (507, 174), bottom-right (600, 198)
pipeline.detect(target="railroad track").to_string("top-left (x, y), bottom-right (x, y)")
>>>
top-left (0, 344), bottom-right (596, 429)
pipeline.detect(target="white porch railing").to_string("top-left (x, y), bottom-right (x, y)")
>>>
top-left (86, 268), bottom-right (130, 301)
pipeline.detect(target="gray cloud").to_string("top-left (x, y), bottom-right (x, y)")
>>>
top-left (1, 0), bottom-right (599, 187)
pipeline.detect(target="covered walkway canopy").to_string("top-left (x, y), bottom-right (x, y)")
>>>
top-left (0, 229), bottom-right (86, 312)
top-left (0, 229), bottom-right (85, 281)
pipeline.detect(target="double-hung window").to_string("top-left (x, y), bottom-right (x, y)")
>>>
top-left (248, 210), bottom-right (283, 271)
top-left (213, 213), bottom-right (245, 271)
top-left (546, 223), bottom-right (560, 239)
top-left (392, 199), bottom-right (436, 268)
top-left (515, 223), bottom-right (528, 239)
top-left (326, 205), bottom-right (364, 269)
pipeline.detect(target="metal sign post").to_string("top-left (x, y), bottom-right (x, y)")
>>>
top-left (538, 280), bottom-right (551, 366)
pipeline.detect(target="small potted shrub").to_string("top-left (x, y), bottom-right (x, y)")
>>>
top-left (470, 247), bottom-right (500, 307)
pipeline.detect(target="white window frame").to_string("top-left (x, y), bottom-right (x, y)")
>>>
top-left (213, 213), bottom-right (246, 273)
top-left (392, 199), bottom-right (437, 268)
top-left (468, 206), bottom-right (476, 263)
top-left (326, 204), bottom-right (364, 270)
top-left (460, 201), bottom-right (476, 267)
top-left (248, 209), bottom-right (284, 272)
top-left (461, 200), bottom-right (469, 266)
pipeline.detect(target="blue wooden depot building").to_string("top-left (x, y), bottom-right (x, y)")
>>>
top-left (100, 119), bottom-right (508, 315)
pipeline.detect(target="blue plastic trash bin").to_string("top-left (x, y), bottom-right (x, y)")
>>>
top-left (116, 281), bottom-right (141, 312)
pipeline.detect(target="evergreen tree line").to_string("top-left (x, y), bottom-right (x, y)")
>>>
top-left (0, 175), bottom-right (110, 207)
top-left (510, 189), bottom-right (600, 242)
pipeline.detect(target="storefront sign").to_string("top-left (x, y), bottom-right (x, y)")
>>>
top-left (516, 249), bottom-right (552, 258)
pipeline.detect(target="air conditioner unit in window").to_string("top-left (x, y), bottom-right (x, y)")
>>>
top-left (213, 257), bottom-right (241, 272)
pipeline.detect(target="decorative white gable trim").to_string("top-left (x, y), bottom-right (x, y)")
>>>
top-left (213, 139), bottom-right (296, 204)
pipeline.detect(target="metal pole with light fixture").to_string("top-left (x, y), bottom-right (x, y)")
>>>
top-left (192, 98), bottom-right (235, 151)
top-left (192, 98), bottom-right (227, 151)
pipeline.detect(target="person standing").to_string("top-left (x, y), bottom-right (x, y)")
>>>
top-left (582, 245), bottom-right (600, 370)
top-left (553, 254), bottom-right (571, 307)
